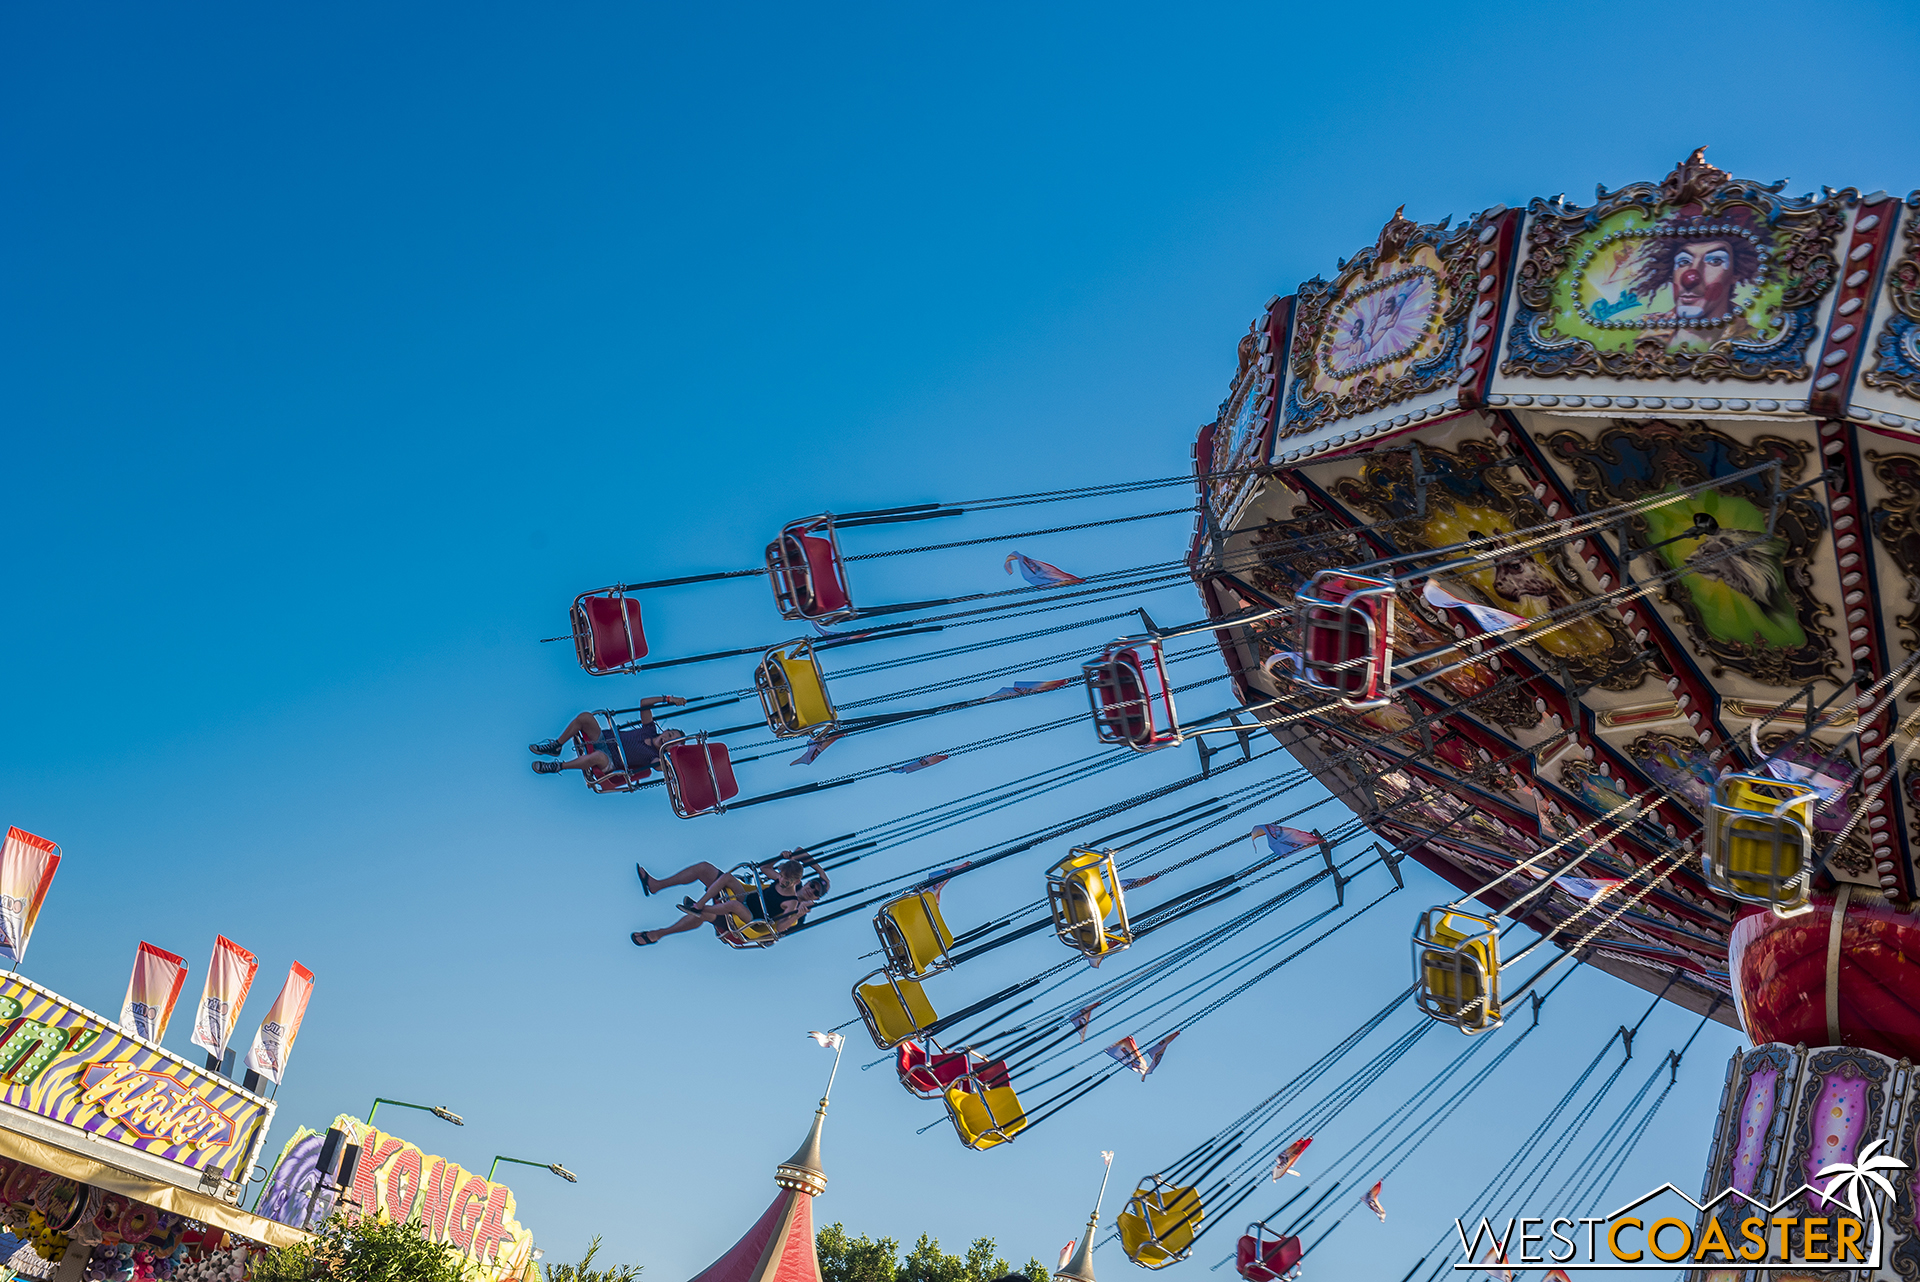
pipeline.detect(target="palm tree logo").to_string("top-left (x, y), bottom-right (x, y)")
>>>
top-left (1815, 1138), bottom-right (1907, 1218)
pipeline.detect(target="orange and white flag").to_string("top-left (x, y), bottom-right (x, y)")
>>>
top-left (121, 943), bottom-right (188, 1043)
top-left (244, 962), bottom-right (314, 1084)
top-left (190, 936), bottom-right (259, 1062)
top-left (0, 828), bottom-right (61, 964)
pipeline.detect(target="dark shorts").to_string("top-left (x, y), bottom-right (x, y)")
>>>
top-left (592, 726), bottom-right (664, 774)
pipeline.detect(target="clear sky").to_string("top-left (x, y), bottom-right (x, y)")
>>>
top-left (5, 3), bottom-right (1920, 1280)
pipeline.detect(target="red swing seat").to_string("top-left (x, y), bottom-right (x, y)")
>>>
top-left (1084, 641), bottom-right (1180, 751)
top-left (570, 589), bottom-right (649, 675)
top-left (767, 516), bottom-right (855, 623)
top-left (661, 734), bottom-right (740, 818)
top-left (1295, 570), bottom-right (1394, 709)
top-left (1236, 1233), bottom-right (1302, 1282)
top-left (895, 1041), bottom-right (979, 1099)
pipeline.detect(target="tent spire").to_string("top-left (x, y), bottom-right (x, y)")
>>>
top-left (775, 1033), bottom-right (845, 1196)
top-left (1054, 1152), bottom-right (1116, 1282)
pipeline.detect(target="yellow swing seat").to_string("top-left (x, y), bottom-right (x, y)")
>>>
top-left (755, 642), bottom-right (839, 737)
top-left (942, 1058), bottom-right (1027, 1150)
top-left (1046, 847), bottom-right (1133, 958)
top-left (852, 969), bottom-right (938, 1049)
top-left (1117, 1177), bottom-right (1205, 1269)
top-left (1413, 908), bottom-right (1500, 1033)
top-left (1705, 774), bottom-right (1818, 914)
top-left (876, 889), bottom-right (955, 980)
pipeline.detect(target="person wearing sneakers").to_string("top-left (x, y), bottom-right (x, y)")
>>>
top-left (630, 853), bottom-right (829, 947)
top-left (528, 695), bottom-right (688, 777)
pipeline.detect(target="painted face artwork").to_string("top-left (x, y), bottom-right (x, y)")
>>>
top-left (1672, 240), bottom-right (1737, 319)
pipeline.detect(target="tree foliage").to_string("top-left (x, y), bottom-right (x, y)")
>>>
top-left (544, 1236), bottom-right (643, 1282)
top-left (249, 1215), bottom-right (468, 1282)
top-left (817, 1224), bottom-right (1048, 1282)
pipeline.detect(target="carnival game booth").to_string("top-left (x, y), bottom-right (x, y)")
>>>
top-left (0, 972), bottom-right (299, 1282)
top-left (1184, 150), bottom-right (1920, 1276)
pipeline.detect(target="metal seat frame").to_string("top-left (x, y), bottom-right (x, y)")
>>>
top-left (1704, 773), bottom-right (1818, 917)
top-left (1045, 847), bottom-right (1134, 959)
top-left (1412, 907), bottom-right (1502, 1033)
top-left (660, 729), bottom-right (735, 818)
top-left (895, 1037), bottom-right (978, 1100)
top-left (579, 710), bottom-right (667, 795)
top-left (1236, 1221), bottom-right (1302, 1282)
top-left (941, 1055), bottom-right (1026, 1151)
top-left (1081, 606), bottom-right (1288, 753)
top-left (712, 862), bottom-right (783, 950)
top-left (851, 967), bottom-right (939, 1050)
top-left (569, 587), bottom-right (648, 676)
top-left (755, 640), bottom-right (840, 738)
top-left (874, 888), bottom-right (954, 980)
top-left (1294, 570), bottom-right (1396, 710)
top-left (766, 514), bottom-right (857, 625)
top-left (1117, 1175), bottom-right (1206, 1270)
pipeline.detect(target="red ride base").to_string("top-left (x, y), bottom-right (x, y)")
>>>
top-left (1728, 888), bottom-right (1920, 1059)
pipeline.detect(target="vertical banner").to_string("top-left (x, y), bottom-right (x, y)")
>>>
top-left (190, 936), bottom-right (259, 1062)
top-left (245, 962), bottom-right (314, 1085)
top-left (0, 828), bottom-right (61, 964)
top-left (121, 942), bottom-right (189, 1042)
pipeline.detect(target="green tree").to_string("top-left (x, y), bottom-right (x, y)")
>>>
top-left (250, 1215), bottom-right (467, 1282)
top-left (817, 1225), bottom-right (1049, 1282)
top-left (545, 1236), bottom-right (643, 1282)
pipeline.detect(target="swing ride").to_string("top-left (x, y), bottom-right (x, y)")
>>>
top-left (548, 151), bottom-right (1920, 1281)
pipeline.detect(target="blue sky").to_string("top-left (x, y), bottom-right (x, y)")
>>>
top-left (5, 2), bottom-right (1920, 1279)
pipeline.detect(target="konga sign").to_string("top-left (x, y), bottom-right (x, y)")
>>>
top-left (257, 1114), bottom-right (535, 1282)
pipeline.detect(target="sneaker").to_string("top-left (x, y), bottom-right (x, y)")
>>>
top-left (532, 760), bottom-right (562, 774)
top-left (529, 739), bottom-right (564, 756)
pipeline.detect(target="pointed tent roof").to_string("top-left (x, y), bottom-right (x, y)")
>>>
top-left (686, 1101), bottom-right (830, 1282)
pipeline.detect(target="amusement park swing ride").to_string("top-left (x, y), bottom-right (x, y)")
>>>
top-left (544, 151), bottom-right (1920, 1280)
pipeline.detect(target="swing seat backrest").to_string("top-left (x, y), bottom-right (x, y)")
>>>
top-left (1235, 1234), bottom-right (1301, 1282)
top-left (896, 1042), bottom-right (975, 1097)
top-left (877, 891), bottom-right (955, 979)
top-left (1117, 1183), bottom-right (1204, 1269)
top-left (853, 972), bottom-right (937, 1049)
top-left (572, 592), bottom-right (648, 673)
top-left (1415, 909), bottom-right (1500, 1030)
top-left (1707, 775), bottom-right (1817, 909)
top-left (943, 1059), bottom-right (1025, 1150)
top-left (1047, 848), bottom-right (1129, 957)
top-left (1092, 650), bottom-right (1151, 743)
top-left (757, 645), bottom-right (837, 735)
top-left (1296, 572), bottom-right (1394, 706)
top-left (663, 740), bottom-right (740, 817)
top-left (768, 518), bottom-right (854, 621)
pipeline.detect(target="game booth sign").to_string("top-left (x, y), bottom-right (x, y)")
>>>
top-left (255, 1115), bottom-right (538, 1282)
top-left (0, 829), bottom-right (317, 1282)
top-left (0, 970), bottom-right (299, 1282)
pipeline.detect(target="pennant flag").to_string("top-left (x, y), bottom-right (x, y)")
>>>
top-left (1423, 579), bottom-right (1527, 633)
top-left (0, 828), bottom-right (61, 965)
top-left (985, 679), bottom-right (1073, 700)
top-left (1762, 753), bottom-right (1848, 797)
top-left (121, 943), bottom-right (188, 1044)
top-left (1364, 1180), bottom-right (1385, 1222)
top-left (243, 962), bottom-right (314, 1085)
top-left (808, 1030), bottom-right (846, 1050)
top-left (1556, 875), bottom-right (1626, 900)
top-left (1543, 1272), bottom-right (1571, 1282)
top-left (1477, 1244), bottom-right (1513, 1282)
top-left (1072, 1003), bottom-right (1100, 1041)
top-left (1141, 1030), bottom-right (1180, 1077)
top-left (1119, 873), bottom-right (1161, 891)
top-left (190, 936), bottom-right (260, 1062)
top-left (790, 732), bottom-right (845, 766)
top-left (890, 754), bottom-right (949, 774)
top-left (1005, 552), bottom-right (1085, 587)
top-left (1104, 1036), bottom-right (1146, 1077)
top-left (1057, 1242), bottom-right (1075, 1271)
top-left (1270, 1136), bottom-right (1313, 1181)
top-left (1101, 1150), bottom-right (1114, 1166)
top-left (919, 861), bottom-right (973, 890)
top-left (1253, 825), bottom-right (1321, 856)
